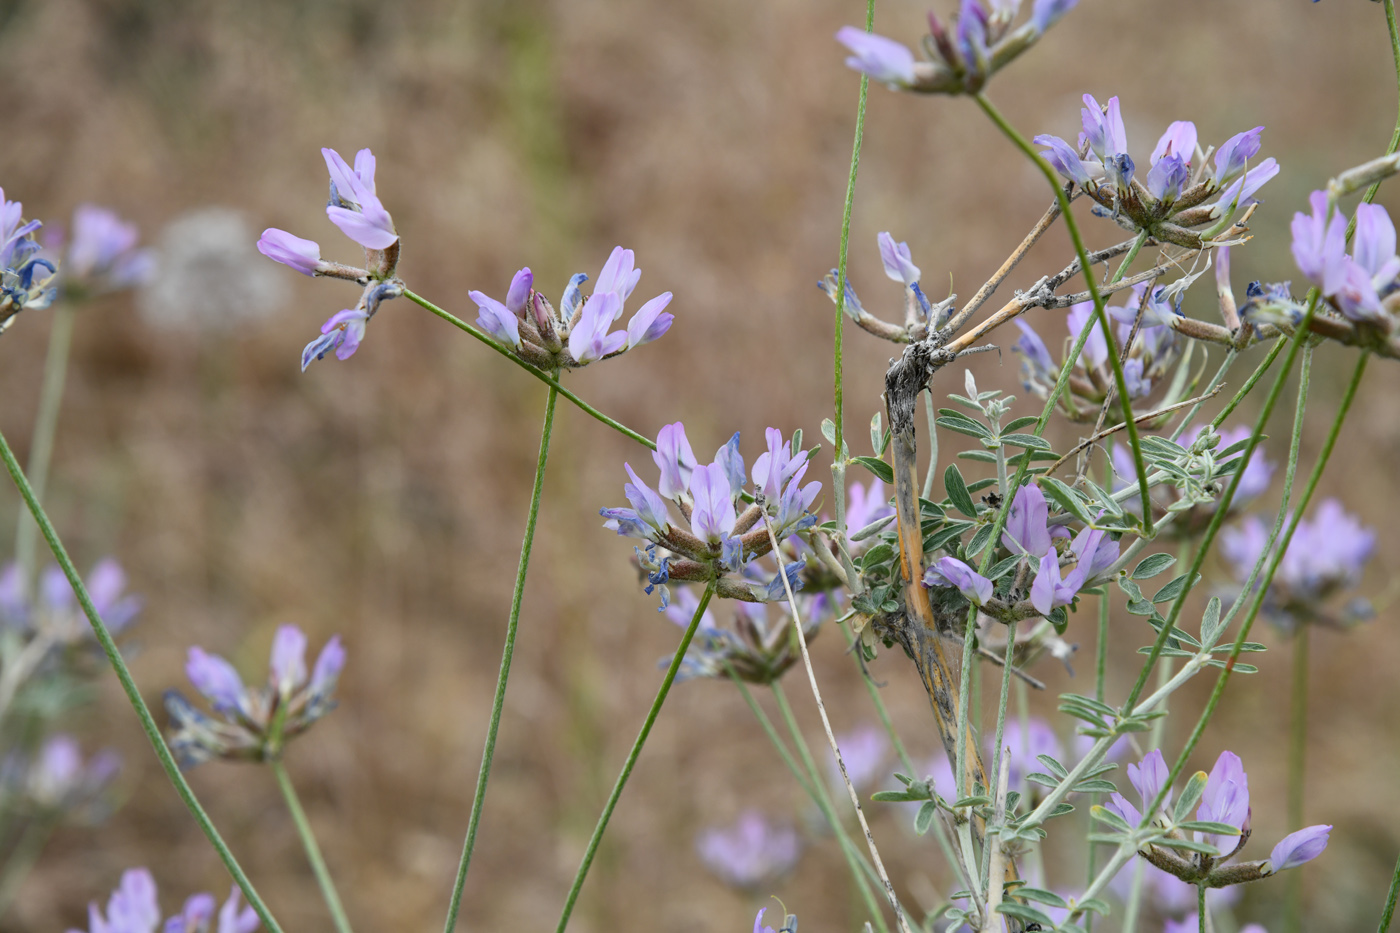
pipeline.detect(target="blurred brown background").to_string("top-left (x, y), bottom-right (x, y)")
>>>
top-left (2, 0), bottom-right (1399, 930)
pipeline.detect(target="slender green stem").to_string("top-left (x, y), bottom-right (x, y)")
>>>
top-left (554, 582), bottom-right (715, 933)
top-left (1198, 883), bottom-right (1207, 933)
top-left (15, 304), bottom-right (76, 587)
top-left (402, 289), bottom-right (653, 450)
top-left (1377, 849), bottom-right (1400, 933)
top-left (1158, 350), bottom-right (1365, 827)
top-left (1211, 339), bottom-right (1285, 429)
top-left (770, 682), bottom-right (891, 933)
top-left (0, 427), bottom-right (284, 933)
top-left (1094, 587), bottom-right (1109, 704)
top-left (1286, 624), bottom-right (1310, 933)
top-left (980, 620), bottom-right (1016, 888)
top-left (0, 818), bottom-right (53, 918)
top-left (443, 385), bottom-right (557, 933)
top-left (974, 92), bottom-right (1154, 536)
top-left (271, 760), bottom-right (353, 933)
top-left (831, 0), bottom-right (875, 463)
top-left (845, 630), bottom-right (915, 775)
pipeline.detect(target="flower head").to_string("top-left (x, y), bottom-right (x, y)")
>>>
top-left (165, 626), bottom-right (345, 767)
top-left (63, 204), bottom-right (155, 293)
top-left (0, 188), bottom-right (57, 333)
top-left (71, 871), bottom-right (258, 933)
top-left (696, 811), bottom-right (801, 889)
top-left (835, 28), bottom-right (917, 87)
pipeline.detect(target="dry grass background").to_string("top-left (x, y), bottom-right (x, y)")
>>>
top-left (1, 0), bottom-right (1399, 930)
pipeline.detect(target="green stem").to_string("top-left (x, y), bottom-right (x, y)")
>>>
top-left (15, 304), bottom-right (76, 588)
top-left (1286, 624), bottom-right (1310, 933)
top-left (0, 427), bottom-right (284, 933)
top-left (402, 289), bottom-right (653, 450)
top-left (271, 760), bottom-right (354, 933)
top-left (974, 92), bottom-right (1154, 537)
top-left (771, 682), bottom-right (892, 933)
top-left (1198, 883), bottom-right (1207, 933)
top-left (554, 582), bottom-right (716, 933)
top-left (1094, 587), bottom-right (1109, 704)
top-left (442, 385), bottom-right (557, 933)
top-left (0, 818), bottom-right (53, 918)
top-left (1158, 349), bottom-right (1365, 826)
top-left (831, 0), bottom-right (875, 463)
top-left (1210, 339), bottom-right (1285, 429)
top-left (980, 620), bottom-right (1016, 888)
top-left (845, 630), bottom-right (915, 775)
top-left (1377, 849), bottom-right (1400, 933)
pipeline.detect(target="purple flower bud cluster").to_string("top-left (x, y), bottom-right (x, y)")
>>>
top-left (468, 245), bottom-right (674, 370)
top-left (753, 908), bottom-right (797, 933)
top-left (256, 147), bottom-right (405, 370)
top-left (164, 625), bottom-right (345, 767)
top-left (1034, 96), bottom-right (1278, 246)
top-left (923, 483), bottom-right (1117, 618)
top-left (60, 204), bottom-right (155, 295)
top-left (667, 585), bottom-right (832, 684)
top-left (0, 559), bottom-right (143, 643)
top-left (1290, 191), bottom-right (1400, 328)
top-left (818, 232), bottom-right (946, 338)
top-left (0, 187), bottom-right (58, 334)
top-left (835, 0), bottom-right (1079, 96)
top-left (69, 868), bottom-right (258, 933)
top-left (1220, 499), bottom-right (1374, 632)
top-left (696, 810), bottom-right (801, 890)
top-left (1013, 287), bottom-right (1184, 418)
top-left (600, 423), bottom-right (822, 606)
top-left (1106, 749), bottom-right (1331, 887)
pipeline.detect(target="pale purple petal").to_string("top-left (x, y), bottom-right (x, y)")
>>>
top-left (269, 625), bottom-right (308, 695)
top-left (652, 422), bottom-right (697, 499)
top-left (1269, 824), bottom-right (1332, 872)
top-left (505, 267), bottom-right (533, 317)
top-left (924, 556), bottom-right (993, 606)
top-left (1034, 134), bottom-right (1093, 185)
top-left (1150, 121), bottom-right (1197, 166)
top-left (690, 461), bottom-right (738, 542)
top-left (311, 635), bottom-right (346, 693)
top-left (257, 228), bottom-right (322, 276)
top-left (1002, 483), bottom-right (1052, 558)
top-left (186, 648), bottom-right (246, 714)
top-left (877, 232), bottom-right (921, 286)
top-left (835, 27), bottom-right (917, 87)
top-left (626, 292), bottom-right (673, 348)
top-left (470, 290), bottom-right (523, 348)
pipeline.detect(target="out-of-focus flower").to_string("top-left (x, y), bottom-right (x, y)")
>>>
top-left (696, 811), bottom-right (801, 889)
top-left (164, 624), bottom-right (345, 767)
top-left (924, 556), bottom-right (993, 606)
top-left (70, 870), bottom-right (258, 933)
top-left (1219, 499), bottom-right (1373, 632)
top-left (986, 717), bottom-right (1063, 795)
top-left (0, 187), bottom-right (57, 334)
top-left (667, 585), bottom-right (831, 684)
top-left (1014, 288), bottom-right (1183, 420)
top-left (836, 0), bottom-right (1080, 96)
top-left (1113, 424), bottom-right (1275, 527)
top-left (61, 204), bottom-right (155, 294)
top-left (828, 725), bottom-right (890, 793)
top-left (1033, 97), bottom-right (1276, 245)
top-left (1105, 749), bottom-right (1330, 889)
top-left (845, 479), bottom-right (895, 551)
top-left (22, 734), bottom-right (120, 816)
top-left (600, 423), bottom-right (820, 607)
top-left (0, 559), bottom-right (143, 643)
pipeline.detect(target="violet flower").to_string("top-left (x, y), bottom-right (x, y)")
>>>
top-left (71, 870), bottom-right (258, 933)
top-left (989, 717), bottom-right (1062, 792)
top-left (696, 811), bottom-right (801, 889)
top-left (924, 556), bottom-right (993, 606)
top-left (835, 28), bottom-right (917, 87)
top-left (165, 625), bottom-right (346, 766)
top-left (829, 725), bottom-right (890, 793)
top-left (1220, 499), bottom-right (1374, 632)
top-left (1001, 483), bottom-right (1052, 558)
top-left (0, 187), bottom-right (56, 333)
top-left (1292, 194), bottom-right (1400, 324)
top-left (64, 204), bottom-right (155, 292)
top-left (845, 479), bottom-right (895, 541)
top-left (9, 559), bottom-right (143, 643)
top-left (600, 424), bottom-right (820, 606)
top-left (322, 147), bottom-right (397, 250)
top-left (667, 585), bottom-right (828, 684)
top-left (256, 229), bottom-right (324, 278)
top-left (24, 734), bottom-right (120, 814)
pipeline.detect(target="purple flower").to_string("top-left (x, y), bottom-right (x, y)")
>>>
top-left (1031, 0), bottom-right (1078, 31)
top-left (690, 461), bottom-right (738, 543)
top-left (1211, 158), bottom-right (1279, 216)
top-left (877, 231), bottom-right (921, 286)
top-left (302, 307), bottom-right (370, 369)
top-left (1030, 551), bottom-right (1083, 615)
top-left (81, 868), bottom-right (161, 933)
top-left (752, 426), bottom-right (811, 503)
top-left (624, 463), bottom-right (672, 535)
top-left (322, 147), bottom-right (397, 250)
top-left (1149, 121), bottom-right (1198, 166)
top-left (269, 625), bottom-right (308, 698)
top-left (835, 27), bottom-right (917, 88)
top-left (1212, 127), bottom-right (1265, 186)
top-left (1197, 750), bottom-right (1249, 856)
top-left (652, 422), bottom-right (698, 498)
top-left (754, 909), bottom-right (778, 933)
top-left (1012, 319), bottom-right (1057, 394)
top-left (256, 229), bottom-right (322, 277)
top-left (567, 292), bottom-right (627, 362)
top-left (829, 725), bottom-right (890, 792)
top-left (846, 479), bottom-right (895, 537)
top-left (1001, 483), bottom-right (1052, 559)
top-left (1033, 134), bottom-right (1094, 186)
top-left (84, 558), bottom-right (143, 633)
top-left (185, 648), bottom-right (247, 715)
top-left (1067, 301), bottom-right (1109, 369)
top-left (1080, 94), bottom-right (1128, 163)
top-left (696, 811), bottom-right (800, 888)
top-left (625, 292), bottom-right (674, 349)
top-left (1268, 824), bottom-right (1332, 872)
top-left (990, 717), bottom-right (1062, 791)
top-left (505, 267), bottom-right (532, 317)
top-left (1221, 499), bottom-right (1373, 599)
top-left (66, 204), bottom-right (154, 290)
top-left (1071, 526), bottom-right (1119, 580)
top-left (924, 556), bottom-right (993, 606)
top-left (1147, 154), bottom-right (1190, 205)
top-left (1353, 203), bottom-right (1400, 287)
top-left (470, 290), bottom-right (523, 348)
